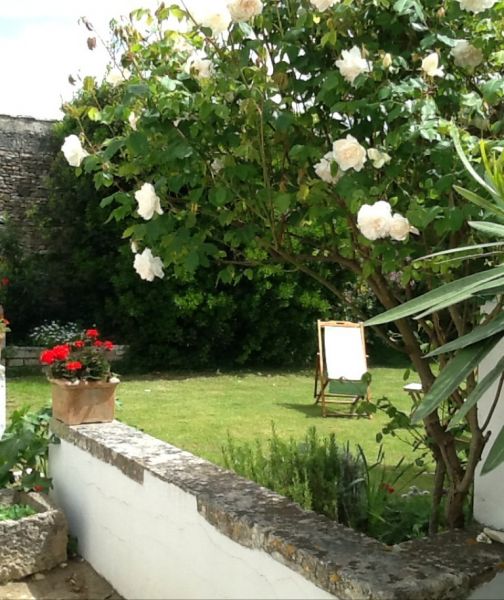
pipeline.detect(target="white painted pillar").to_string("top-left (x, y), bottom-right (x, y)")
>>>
top-left (474, 337), bottom-right (504, 530)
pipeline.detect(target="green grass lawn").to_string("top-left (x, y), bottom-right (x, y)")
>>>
top-left (6, 367), bottom-right (427, 473)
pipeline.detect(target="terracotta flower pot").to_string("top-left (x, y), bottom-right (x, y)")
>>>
top-left (50, 378), bottom-right (118, 425)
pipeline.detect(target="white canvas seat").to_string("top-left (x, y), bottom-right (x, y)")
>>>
top-left (314, 320), bottom-right (371, 417)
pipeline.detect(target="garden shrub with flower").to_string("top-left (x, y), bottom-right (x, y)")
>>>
top-left (60, 0), bottom-right (503, 530)
top-left (39, 328), bottom-right (117, 382)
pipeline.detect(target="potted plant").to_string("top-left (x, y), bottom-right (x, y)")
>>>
top-left (39, 328), bottom-right (120, 425)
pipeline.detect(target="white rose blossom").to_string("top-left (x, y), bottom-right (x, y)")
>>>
top-left (451, 40), bottom-right (483, 69)
top-left (211, 158), bottom-right (225, 173)
top-left (106, 68), bottom-right (130, 87)
top-left (332, 135), bottom-right (367, 172)
top-left (367, 148), bottom-right (391, 169)
top-left (185, 52), bottom-right (213, 80)
top-left (133, 248), bottom-right (165, 282)
top-left (335, 46), bottom-right (372, 86)
top-left (128, 112), bottom-right (138, 131)
top-left (421, 53), bottom-right (444, 78)
top-left (314, 152), bottom-right (340, 183)
top-left (357, 201), bottom-right (392, 240)
top-left (227, 0), bottom-right (263, 22)
top-left (198, 4), bottom-right (232, 35)
top-left (61, 135), bottom-right (88, 167)
top-left (309, 0), bottom-right (340, 11)
top-left (357, 202), bottom-right (419, 241)
top-left (457, 0), bottom-right (497, 12)
top-left (389, 213), bottom-right (419, 241)
top-left (382, 53), bottom-right (392, 69)
top-left (135, 183), bottom-right (163, 221)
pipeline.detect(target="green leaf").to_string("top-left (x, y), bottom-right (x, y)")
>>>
top-left (103, 138), bottom-right (125, 161)
top-left (365, 265), bottom-right (504, 326)
top-left (127, 132), bottom-right (149, 156)
top-left (447, 353), bottom-right (504, 430)
top-left (87, 107), bottom-right (101, 122)
top-left (482, 425), bottom-right (504, 474)
top-left (481, 79), bottom-right (504, 105)
top-left (413, 277), bottom-right (504, 319)
top-left (427, 311), bottom-right (504, 357)
top-left (469, 221), bottom-right (504, 237)
top-left (453, 186), bottom-right (504, 219)
top-left (451, 129), bottom-right (498, 198)
top-left (411, 339), bottom-right (497, 423)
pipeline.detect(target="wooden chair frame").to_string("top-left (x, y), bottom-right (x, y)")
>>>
top-left (314, 320), bottom-right (371, 418)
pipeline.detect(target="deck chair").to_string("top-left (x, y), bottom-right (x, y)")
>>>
top-left (314, 320), bottom-right (370, 417)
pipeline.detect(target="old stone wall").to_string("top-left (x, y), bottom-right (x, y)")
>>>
top-left (0, 115), bottom-right (57, 250)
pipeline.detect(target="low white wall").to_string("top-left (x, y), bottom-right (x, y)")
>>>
top-left (474, 337), bottom-right (504, 530)
top-left (0, 365), bottom-right (5, 439)
top-left (50, 439), bottom-right (334, 600)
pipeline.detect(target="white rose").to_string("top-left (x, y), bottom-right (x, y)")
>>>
top-left (198, 5), bottom-right (232, 35)
top-left (357, 201), bottom-right (392, 241)
top-left (421, 53), bottom-right (444, 78)
top-left (106, 68), bottom-right (130, 87)
top-left (228, 0), bottom-right (263, 21)
top-left (61, 135), bottom-right (88, 167)
top-left (133, 248), bottom-right (165, 282)
top-left (367, 148), bottom-right (391, 169)
top-left (314, 152), bottom-right (340, 183)
top-left (335, 46), bottom-right (371, 86)
top-left (134, 183), bottom-right (163, 221)
top-left (309, 0), bottom-right (340, 11)
top-left (211, 158), bottom-right (224, 173)
top-left (130, 240), bottom-right (139, 253)
top-left (185, 53), bottom-right (213, 80)
top-left (389, 213), bottom-right (419, 241)
top-left (457, 0), bottom-right (497, 12)
top-left (382, 53), bottom-right (392, 69)
top-left (451, 40), bottom-right (483, 69)
top-left (128, 112), bottom-right (138, 131)
top-left (332, 135), bottom-right (367, 172)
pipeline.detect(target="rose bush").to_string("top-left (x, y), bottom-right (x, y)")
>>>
top-left (61, 0), bottom-right (503, 529)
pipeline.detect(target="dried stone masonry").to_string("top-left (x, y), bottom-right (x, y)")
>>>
top-left (0, 114), bottom-right (57, 251)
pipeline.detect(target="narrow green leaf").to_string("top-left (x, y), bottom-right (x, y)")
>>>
top-left (447, 353), bottom-right (504, 430)
top-left (411, 339), bottom-right (496, 423)
top-left (421, 241), bottom-right (504, 260)
top-left (427, 311), bottom-right (504, 357)
top-left (469, 221), bottom-right (504, 237)
top-left (453, 186), bottom-right (504, 219)
top-left (451, 129), bottom-right (498, 198)
top-left (414, 276), bottom-right (504, 319)
top-left (482, 425), bottom-right (504, 475)
top-left (365, 265), bottom-right (504, 326)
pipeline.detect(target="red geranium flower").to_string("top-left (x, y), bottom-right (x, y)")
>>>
top-left (103, 340), bottom-right (114, 350)
top-left (52, 344), bottom-right (71, 361)
top-left (1, 277), bottom-right (9, 286)
top-left (85, 328), bottom-right (100, 338)
top-left (66, 361), bottom-right (83, 371)
top-left (381, 482), bottom-right (395, 494)
top-left (40, 349), bottom-right (56, 365)
top-left (73, 340), bottom-right (85, 349)
top-left (93, 340), bottom-right (103, 347)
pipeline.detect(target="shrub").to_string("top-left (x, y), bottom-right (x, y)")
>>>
top-left (28, 321), bottom-right (82, 347)
top-left (223, 425), bottom-right (434, 544)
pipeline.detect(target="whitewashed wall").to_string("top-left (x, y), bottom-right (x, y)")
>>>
top-left (0, 364), bottom-right (5, 439)
top-left (474, 337), bottom-right (504, 530)
top-left (50, 439), bottom-right (334, 600)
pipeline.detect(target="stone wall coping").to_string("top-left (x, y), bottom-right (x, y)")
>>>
top-left (50, 419), bottom-right (504, 600)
